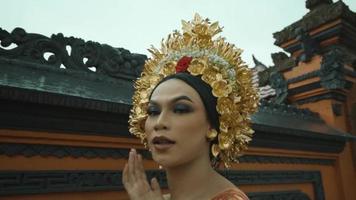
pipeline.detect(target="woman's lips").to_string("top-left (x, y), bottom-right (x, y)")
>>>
top-left (152, 136), bottom-right (176, 151)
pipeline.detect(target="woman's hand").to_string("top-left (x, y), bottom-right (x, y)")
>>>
top-left (122, 149), bottom-right (164, 200)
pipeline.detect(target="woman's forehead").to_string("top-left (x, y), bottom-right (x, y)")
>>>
top-left (150, 79), bottom-right (201, 102)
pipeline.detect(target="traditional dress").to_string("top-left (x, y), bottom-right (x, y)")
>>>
top-left (211, 188), bottom-right (249, 200)
top-left (163, 187), bottom-right (249, 200)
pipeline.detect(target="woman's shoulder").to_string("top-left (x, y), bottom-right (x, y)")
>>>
top-left (211, 187), bottom-right (249, 200)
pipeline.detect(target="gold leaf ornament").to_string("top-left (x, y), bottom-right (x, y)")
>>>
top-left (218, 133), bottom-right (232, 150)
top-left (161, 61), bottom-right (177, 75)
top-left (211, 144), bottom-right (220, 157)
top-left (187, 58), bottom-right (208, 76)
top-left (207, 129), bottom-right (218, 140)
top-left (211, 74), bottom-right (233, 97)
top-left (129, 13), bottom-right (259, 167)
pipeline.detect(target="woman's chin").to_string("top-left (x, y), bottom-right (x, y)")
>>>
top-left (152, 156), bottom-right (169, 167)
top-left (152, 155), bottom-right (176, 169)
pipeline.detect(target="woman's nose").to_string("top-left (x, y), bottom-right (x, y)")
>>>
top-left (153, 111), bottom-right (169, 131)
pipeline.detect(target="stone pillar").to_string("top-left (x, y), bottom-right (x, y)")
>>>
top-left (273, 1), bottom-right (356, 199)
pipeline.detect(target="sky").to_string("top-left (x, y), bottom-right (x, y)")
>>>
top-left (1, 0), bottom-right (356, 67)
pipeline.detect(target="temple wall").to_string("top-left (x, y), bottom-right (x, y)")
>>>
top-left (1, 1), bottom-right (356, 199)
top-left (1, 128), bottom-right (353, 200)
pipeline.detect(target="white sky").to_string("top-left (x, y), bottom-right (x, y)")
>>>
top-left (1, 0), bottom-right (356, 67)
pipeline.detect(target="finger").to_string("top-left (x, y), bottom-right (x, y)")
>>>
top-left (132, 149), bottom-right (140, 180)
top-left (151, 177), bottom-right (162, 195)
top-left (134, 153), bottom-right (152, 194)
top-left (136, 154), bottom-right (148, 181)
top-left (128, 149), bottom-right (136, 182)
top-left (122, 163), bottom-right (129, 188)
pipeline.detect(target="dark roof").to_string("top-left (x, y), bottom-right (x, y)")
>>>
top-left (1, 27), bottom-right (353, 152)
top-left (251, 100), bottom-right (354, 153)
top-left (0, 27), bottom-right (146, 113)
top-left (253, 100), bottom-right (348, 136)
top-left (1, 57), bottom-right (134, 113)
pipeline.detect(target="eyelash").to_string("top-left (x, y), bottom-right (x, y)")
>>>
top-left (147, 104), bottom-right (192, 116)
top-left (174, 104), bottom-right (192, 114)
top-left (147, 107), bottom-right (160, 116)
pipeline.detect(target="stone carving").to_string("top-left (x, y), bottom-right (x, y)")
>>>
top-left (251, 55), bottom-right (276, 99)
top-left (251, 55), bottom-right (293, 102)
top-left (295, 27), bottom-right (319, 63)
top-left (250, 55), bottom-right (294, 102)
top-left (274, 1), bottom-right (356, 46)
top-left (271, 52), bottom-right (296, 71)
top-left (269, 71), bottom-right (288, 104)
top-left (259, 99), bottom-right (322, 121)
top-left (0, 27), bottom-right (146, 79)
top-left (306, 0), bottom-right (332, 10)
top-left (251, 55), bottom-right (288, 104)
top-left (252, 55), bottom-right (267, 72)
top-left (271, 52), bottom-right (288, 66)
top-left (320, 47), bottom-right (346, 89)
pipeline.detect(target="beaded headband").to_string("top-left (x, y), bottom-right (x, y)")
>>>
top-left (129, 14), bottom-right (259, 167)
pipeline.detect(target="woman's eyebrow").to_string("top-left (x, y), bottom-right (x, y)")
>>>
top-left (172, 95), bottom-right (193, 103)
top-left (149, 95), bottom-right (193, 105)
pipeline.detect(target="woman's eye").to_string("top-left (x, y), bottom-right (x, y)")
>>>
top-left (174, 104), bottom-right (192, 114)
top-left (147, 106), bottom-right (160, 116)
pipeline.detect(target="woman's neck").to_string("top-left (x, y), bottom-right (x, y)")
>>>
top-left (165, 156), bottom-right (218, 200)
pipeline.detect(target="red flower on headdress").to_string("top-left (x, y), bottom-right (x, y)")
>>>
top-left (175, 56), bottom-right (193, 73)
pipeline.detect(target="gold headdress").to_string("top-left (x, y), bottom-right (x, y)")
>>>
top-left (129, 14), bottom-right (259, 167)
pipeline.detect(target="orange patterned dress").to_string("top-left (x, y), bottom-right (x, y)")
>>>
top-left (162, 188), bottom-right (249, 200)
top-left (211, 188), bottom-right (249, 200)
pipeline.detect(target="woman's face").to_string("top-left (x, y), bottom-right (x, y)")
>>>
top-left (145, 78), bottom-right (211, 168)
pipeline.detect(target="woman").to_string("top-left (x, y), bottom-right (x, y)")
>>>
top-left (123, 14), bottom-right (259, 200)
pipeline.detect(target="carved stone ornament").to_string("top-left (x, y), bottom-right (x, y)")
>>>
top-left (295, 27), bottom-right (319, 63)
top-left (258, 99), bottom-right (322, 121)
top-left (0, 27), bottom-right (146, 79)
top-left (269, 71), bottom-right (288, 104)
top-left (273, 1), bottom-right (356, 46)
top-left (271, 52), bottom-right (296, 71)
top-left (306, 0), bottom-right (332, 10)
top-left (320, 47), bottom-right (346, 89)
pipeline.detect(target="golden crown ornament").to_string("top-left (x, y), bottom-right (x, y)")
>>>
top-left (129, 14), bottom-right (259, 168)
